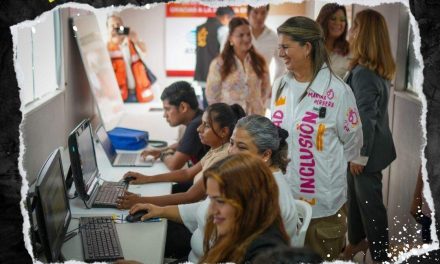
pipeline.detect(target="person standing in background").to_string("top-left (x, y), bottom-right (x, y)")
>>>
top-left (342, 9), bottom-right (396, 263)
top-left (194, 7), bottom-right (235, 109)
top-left (107, 13), bottom-right (154, 103)
top-left (206, 17), bottom-right (271, 115)
top-left (247, 5), bottom-right (285, 83)
top-left (316, 3), bottom-right (350, 79)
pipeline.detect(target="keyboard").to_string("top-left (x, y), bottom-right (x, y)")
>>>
top-left (117, 153), bottom-right (138, 165)
top-left (94, 181), bottom-right (126, 208)
top-left (79, 217), bottom-right (124, 262)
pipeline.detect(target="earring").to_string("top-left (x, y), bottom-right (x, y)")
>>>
top-left (230, 42), bottom-right (234, 46)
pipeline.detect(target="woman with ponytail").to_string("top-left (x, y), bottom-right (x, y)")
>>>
top-left (116, 103), bottom-right (246, 209)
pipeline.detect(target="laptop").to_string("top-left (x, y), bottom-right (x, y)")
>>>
top-left (96, 125), bottom-right (154, 167)
top-left (68, 119), bottom-right (127, 208)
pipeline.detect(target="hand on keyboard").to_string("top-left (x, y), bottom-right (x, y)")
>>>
top-left (141, 149), bottom-right (161, 160)
top-left (116, 191), bottom-right (142, 209)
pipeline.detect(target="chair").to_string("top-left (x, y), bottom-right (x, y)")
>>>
top-left (291, 199), bottom-right (312, 247)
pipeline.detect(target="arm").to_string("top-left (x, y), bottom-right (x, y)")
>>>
top-left (117, 179), bottom-right (206, 208)
top-left (129, 31), bottom-right (147, 53)
top-left (335, 85), bottom-right (363, 163)
top-left (162, 151), bottom-right (191, 170)
top-left (140, 143), bottom-right (178, 160)
top-left (350, 69), bottom-right (382, 161)
top-left (129, 203), bottom-right (183, 223)
top-left (206, 59), bottom-right (223, 104)
top-left (123, 162), bottom-right (202, 184)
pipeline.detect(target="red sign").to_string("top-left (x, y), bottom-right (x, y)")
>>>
top-left (166, 3), bottom-right (247, 18)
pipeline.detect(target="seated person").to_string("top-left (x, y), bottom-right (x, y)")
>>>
top-left (138, 81), bottom-right (208, 170)
top-left (116, 103), bottom-right (245, 209)
top-left (200, 153), bottom-right (290, 263)
top-left (128, 115), bottom-right (298, 263)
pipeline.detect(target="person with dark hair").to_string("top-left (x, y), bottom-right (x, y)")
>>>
top-left (194, 6), bottom-right (235, 109)
top-left (206, 17), bottom-right (271, 115)
top-left (316, 3), bottom-right (350, 79)
top-left (107, 13), bottom-right (155, 103)
top-left (272, 16), bottom-right (363, 261)
top-left (247, 5), bottom-right (285, 82)
top-left (253, 246), bottom-right (323, 264)
top-left (127, 115), bottom-right (299, 263)
top-left (133, 81), bottom-right (208, 171)
top-left (117, 102), bottom-right (246, 209)
top-left (342, 9), bottom-right (397, 262)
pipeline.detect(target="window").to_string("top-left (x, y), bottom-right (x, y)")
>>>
top-left (406, 22), bottom-right (422, 95)
top-left (12, 10), bottom-right (62, 107)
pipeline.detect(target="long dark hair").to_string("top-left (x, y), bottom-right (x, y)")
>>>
top-left (316, 3), bottom-right (349, 56)
top-left (220, 17), bottom-right (267, 81)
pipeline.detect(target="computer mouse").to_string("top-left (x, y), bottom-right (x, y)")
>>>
top-left (125, 210), bottom-right (149, 223)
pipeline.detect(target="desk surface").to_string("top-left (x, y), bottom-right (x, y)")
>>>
top-left (61, 141), bottom-right (172, 264)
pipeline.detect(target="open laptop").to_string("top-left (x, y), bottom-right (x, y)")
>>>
top-left (96, 125), bottom-right (154, 167)
top-left (68, 119), bottom-right (127, 208)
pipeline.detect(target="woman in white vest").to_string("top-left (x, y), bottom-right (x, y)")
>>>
top-left (271, 16), bottom-right (363, 261)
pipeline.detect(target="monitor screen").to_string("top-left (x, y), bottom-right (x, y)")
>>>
top-left (77, 122), bottom-right (99, 190)
top-left (35, 148), bottom-right (71, 262)
top-left (68, 119), bottom-right (99, 199)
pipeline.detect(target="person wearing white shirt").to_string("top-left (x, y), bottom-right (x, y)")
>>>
top-left (247, 5), bottom-right (285, 83)
top-left (272, 16), bottom-right (363, 261)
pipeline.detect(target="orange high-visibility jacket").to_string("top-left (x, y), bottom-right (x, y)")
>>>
top-left (108, 41), bottom-right (154, 102)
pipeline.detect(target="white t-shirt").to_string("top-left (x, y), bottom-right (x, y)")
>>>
top-left (178, 170), bottom-right (299, 263)
top-left (252, 26), bottom-right (285, 83)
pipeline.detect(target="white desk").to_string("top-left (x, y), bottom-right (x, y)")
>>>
top-left (61, 141), bottom-right (172, 264)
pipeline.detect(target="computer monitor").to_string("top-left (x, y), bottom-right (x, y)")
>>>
top-left (68, 119), bottom-right (100, 202)
top-left (34, 148), bottom-right (71, 262)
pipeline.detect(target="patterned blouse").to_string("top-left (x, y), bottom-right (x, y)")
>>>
top-left (206, 54), bottom-right (271, 115)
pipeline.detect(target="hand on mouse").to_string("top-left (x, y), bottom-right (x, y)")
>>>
top-left (122, 171), bottom-right (151, 184)
top-left (130, 203), bottom-right (163, 221)
top-left (116, 191), bottom-right (142, 209)
top-left (140, 149), bottom-right (161, 160)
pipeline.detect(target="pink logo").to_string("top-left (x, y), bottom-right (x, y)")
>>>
top-left (348, 108), bottom-right (359, 126)
top-left (326, 89), bottom-right (334, 100)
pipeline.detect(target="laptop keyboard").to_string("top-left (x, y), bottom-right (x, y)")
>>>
top-left (117, 153), bottom-right (138, 165)
top-left (79, 216), bottom-right (124, 262)
top-left (94, 181), bottom-right (126, 208)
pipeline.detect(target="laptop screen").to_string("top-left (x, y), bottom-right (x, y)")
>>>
top-left (96, 126), bottom-right (117, 163)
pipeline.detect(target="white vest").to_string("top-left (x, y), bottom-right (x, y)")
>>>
top-left (270, 65), bottom-right (363, 218)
